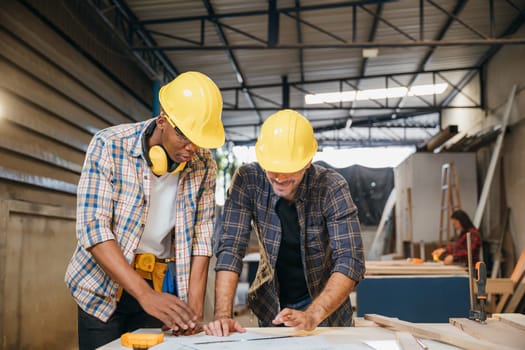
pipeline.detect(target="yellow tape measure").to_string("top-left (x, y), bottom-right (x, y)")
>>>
top-left (120, 333), bottom-right (164, 348)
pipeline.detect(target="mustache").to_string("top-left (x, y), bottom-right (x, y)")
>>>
top-left (270, 178), bottom-right (292, 185)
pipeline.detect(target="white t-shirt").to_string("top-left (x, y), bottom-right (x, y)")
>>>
top-left (137, 171), bottom-right (179, 258)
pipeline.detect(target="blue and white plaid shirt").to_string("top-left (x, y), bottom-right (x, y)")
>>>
top-left (215, 162), bottom-right (365, 326)
top-left (65, 118), bottom-right (216, 322)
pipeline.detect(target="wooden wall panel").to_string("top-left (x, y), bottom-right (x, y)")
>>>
top-left (0, 1), bottom-right (151, 120)
top-left (0, 27), bottom-right (134, 126)
top-left (0, 200), bottom-right (77, 350)
top-left (0, 182), bottom-right (75, 208)
top-left (0, 1), bottom-right (153, 204)
top-left (0, 3), bottom-right (155, 348)
top-left (0, 122), bottom-right (84, 173)
top-left (0, 90), bottom-right (91, 153)
top-left (0, 58), bottom-right (111, 133)
top-left (25, 0), bottom-right (154, 108)
top-left (0, 150), bottom-right (80, 186)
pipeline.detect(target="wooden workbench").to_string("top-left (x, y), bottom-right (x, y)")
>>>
top-left (97, 314), bottom-right (525, 350)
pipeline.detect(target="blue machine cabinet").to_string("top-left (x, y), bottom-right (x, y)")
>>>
top-left (356, 275), bottom-right (470, 323)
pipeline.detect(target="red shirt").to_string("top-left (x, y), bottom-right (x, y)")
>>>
top-left (443, 228), bottom-right (481, 265)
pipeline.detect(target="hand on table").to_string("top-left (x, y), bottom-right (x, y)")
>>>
top-left (162, 321), bottom-right (203, 336)
top-left (137, 289), bottom-right (198, 332)
top-left (203, 318), bottom-right (246, 336)
top-left (272, 308), bottom-right (318, 331)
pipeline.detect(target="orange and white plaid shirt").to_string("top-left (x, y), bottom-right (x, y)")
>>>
top-left (65, 118), bottom-right (216, 322)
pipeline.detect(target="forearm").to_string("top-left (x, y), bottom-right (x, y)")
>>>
top-left (214, 270), bottom-right (239, 319)
top-left (187, 255), bottom-right (210, 318)
top-left (306, 272), bottom-right (356, 324)
top-left (89, 240), bottom-right (151, 300)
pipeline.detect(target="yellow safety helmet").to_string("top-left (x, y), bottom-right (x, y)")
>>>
top-left (255, 109), bottom-right (318, 173)
top-left (159, 71), bottom-right (225, 149)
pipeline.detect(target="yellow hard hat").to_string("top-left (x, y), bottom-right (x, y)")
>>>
top-left (159, 71), bottom-right (225, 149)
top-left (255, 109), bottom-right (318, 173)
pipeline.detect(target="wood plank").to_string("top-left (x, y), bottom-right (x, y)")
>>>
top-left (473, 85), bottom-right (516, 227)
top-left (484, 278), bottom-right (514, 294)
top-left (509, 249), bottom-right (525, 283)
top-left (365, 261), bottom-right (467, 275)
top-left (364, 314), bottom-right (514, 350)
top-left (492, 313), bottom-right (525, 331)
top-left (449, 318), bottom-right (524, 349)
top-left (395, 331), bottom-right (425, 350)
top-left (504, 280), bottom-right (525, 313)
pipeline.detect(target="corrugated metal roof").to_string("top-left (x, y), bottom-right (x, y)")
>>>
top-left (112, 0), bottom-right (525, 147)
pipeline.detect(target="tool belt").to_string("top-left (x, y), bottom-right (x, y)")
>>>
top-left (116, 253), bottom-right (176, 301)
top-left (134, 253), bottom-right (175, 292)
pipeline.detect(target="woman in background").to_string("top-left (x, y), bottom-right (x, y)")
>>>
top-left (432, 209), bottom-right (481, 266)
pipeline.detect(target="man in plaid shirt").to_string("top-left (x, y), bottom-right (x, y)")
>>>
top-left (65, 72), bottom-right (224, 349)
top-left (205, 110), bottom-right (365, 336)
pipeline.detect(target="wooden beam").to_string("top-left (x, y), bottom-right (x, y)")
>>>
top-left (364, 314), bottom-right (514, 350)
top-left (483, 278), bottom-right (514, 294)
top-left (492, 313), bottom-right (525, 332)
top-left (449, 318), bottom-right (524, 349)
top-left (473, 85), bottom-right (517, 228)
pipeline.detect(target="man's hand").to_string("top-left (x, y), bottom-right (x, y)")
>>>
top-left (137, 289), bottom-right (198, 332)
top-left (162, 322), bottom-right (203, 336)
top-left (272, 308), bottom-right (318, 331)
top-left (203, 318), bottom-right (246, 336)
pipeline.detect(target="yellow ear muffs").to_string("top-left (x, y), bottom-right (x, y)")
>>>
top-left (148, 145), bottom-right (187, 176)
top-left (149, 145), bottom-right (169, 176)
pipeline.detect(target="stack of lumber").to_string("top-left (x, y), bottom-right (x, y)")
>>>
top-left (365, 313), bottom-right (525, 350)
top-left (365, 261), bottom-right (468, 276)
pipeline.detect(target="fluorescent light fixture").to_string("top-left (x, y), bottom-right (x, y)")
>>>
top-left (305, 83), bottom-right (448, 105)
top-left (356, 87), bottom-right (407, 100)
top-left (408, 83), bottom-right (448, 96)
top-left (305, 91), bottom-right (356, 104)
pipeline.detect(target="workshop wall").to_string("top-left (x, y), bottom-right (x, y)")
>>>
top-left (0, 2), bottom-right (152, 349)
top-left (442, 25), bottom-right (525, 270)
top-left (486, 31), bottom-right (525, 263)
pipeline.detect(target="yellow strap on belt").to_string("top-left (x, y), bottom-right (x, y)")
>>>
top-left (121, 333), bottom-right (164, 348)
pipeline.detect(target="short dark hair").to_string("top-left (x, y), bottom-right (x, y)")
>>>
top-left (451, 209), bottom-right (475, 231)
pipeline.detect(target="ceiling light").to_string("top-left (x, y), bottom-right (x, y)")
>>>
top-left (356, 87), bottom-right (407, 101)
top-left (305, 83), bottom-right (449, 105)
top-left (362, 48), bottom-right (379, 58)
top-left (408, 83), bottom-right (448, 96)
top-left (304, 91), bottom-right (356, 104)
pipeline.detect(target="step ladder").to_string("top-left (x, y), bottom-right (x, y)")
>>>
top-left (439, 162), bottom-right (462, 247)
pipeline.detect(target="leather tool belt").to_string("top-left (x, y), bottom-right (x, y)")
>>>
top-left (134, 253), bottom-right (175, 292)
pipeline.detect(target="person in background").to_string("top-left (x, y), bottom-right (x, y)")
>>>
top-left (204, 109), bottom-right (365, 336)
top-left (432, 209), bottom-right (481, 266)
top-left (65, 71), bottom-right (224, 349)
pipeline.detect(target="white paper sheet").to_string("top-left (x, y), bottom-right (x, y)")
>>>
top-left (150, 331), bottom-right (377, 350)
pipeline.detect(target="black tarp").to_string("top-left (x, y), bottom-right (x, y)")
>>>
top-left (315, 161), bottom-right (394, 226)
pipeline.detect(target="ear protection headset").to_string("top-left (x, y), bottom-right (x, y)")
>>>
top-left (142, 121), bottom-right (186, 176)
